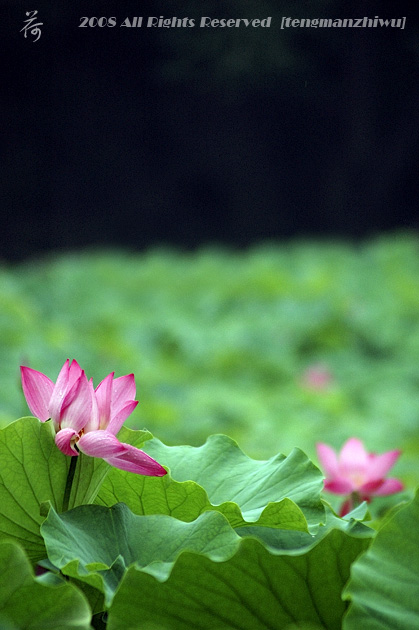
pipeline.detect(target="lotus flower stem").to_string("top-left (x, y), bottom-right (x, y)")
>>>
top-left (350, 491), bottom-right (361, 510)
top-left (62, 454), bottom-right (78, 512)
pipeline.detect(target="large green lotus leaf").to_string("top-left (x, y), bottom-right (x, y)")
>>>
top-left (0, 541), bottom-right (91, 630)
top-left (343, 489), bottom-right (419, 629)
top-left (107, 526), bottom-right (370, 630)
top-left (0, 416), bottom-right (151, 562)
top-left (96, 466), bottom-right (309, 531)
top-left (41, 503), bottom-right (241, 606)
top-left (143, 435), bottom-right (324, 527)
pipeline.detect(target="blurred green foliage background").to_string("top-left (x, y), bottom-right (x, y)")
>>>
top-left (1, 233), bottom-right (418, 492)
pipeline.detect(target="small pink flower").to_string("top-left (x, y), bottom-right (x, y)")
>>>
top-left (21, 360), bottom-right (166, 477)
top-left (316, 438), bottom-right (403, 515)
top-left (301, 364), bottom-right (333, 391)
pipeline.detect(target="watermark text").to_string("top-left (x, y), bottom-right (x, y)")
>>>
top-left (280, 16), bottom-right (406, 30)
top-left (20, 10), bottom-right (43, 41)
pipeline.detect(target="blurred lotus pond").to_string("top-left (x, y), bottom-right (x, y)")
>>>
top-left (1, 233), bottom-right (418, 490)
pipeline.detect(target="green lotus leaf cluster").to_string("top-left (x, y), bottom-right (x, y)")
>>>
top-left (1, 417), bottom-right (417, 628)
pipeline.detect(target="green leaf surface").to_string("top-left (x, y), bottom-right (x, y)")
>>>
top-left (234, 496), bottom-right (373, 551)
top-left (41, 502), bottom-right (369, 628)
top-left (0, 417), bottom-right (69, 561)
top-left (96, 466), bottom-right (309, 532)
top-left (344, 489), bottom-right (419, 629)
top-left (107, 526), bottom-right (370, 630)
top-left (41, 503), bottom-right (241, 606)
top-left (0, 417), bottom-right (108, 561)
top-left (0, 541), bottom-right (91, 630)
top-left (143, 435), bottom-right (325, 527)
top-left (0, 418), bottom-right (151, 562)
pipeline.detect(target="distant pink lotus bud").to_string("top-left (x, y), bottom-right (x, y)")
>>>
top-left (316, 438), bottom-right (403, 516)
top-left (21, 360), bottom-right (166, 477)
top-left (301, 364), bottom-right (333, 390)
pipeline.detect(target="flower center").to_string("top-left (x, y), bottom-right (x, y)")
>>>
top-left (348, 472), bottom-right (365, 489)
top-left (70, 429), bottom-right (84, 452)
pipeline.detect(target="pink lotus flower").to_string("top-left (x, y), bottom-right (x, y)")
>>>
top-left (21, 359), bottom-right (166, 476)
top-left (316, 438), bottom-right (403, 516)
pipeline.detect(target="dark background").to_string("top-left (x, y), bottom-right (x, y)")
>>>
top-left (2, 0), bottom-right (418, 262)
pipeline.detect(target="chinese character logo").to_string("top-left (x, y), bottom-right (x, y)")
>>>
top-left (21, 10), bottom-right (43, 42)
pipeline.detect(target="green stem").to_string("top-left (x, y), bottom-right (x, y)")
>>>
top-left (350, 491), bottom-right (361, 510)
top-left (62, 455), bottom-right (78, 512)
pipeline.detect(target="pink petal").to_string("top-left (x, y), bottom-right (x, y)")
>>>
top-left (316, 443), bottom-right (340, 477)
top-left (48, 359), bottom-right (71, 422)
top-left (67, 359), bottom-right (84, 390)
top-left (358, 479), bottom-right (385, 495)
top-left (20, 366), bottom-right (54, 421)
top-left (78, 430), bottom-right (129, 458)
top-left (111, 374), bottom-right (136, 416)
top-left (107, 401), bottom-right (138, 435)
top-left (324, 479), bottom-right (354, 494)
top-left (55, 428), bottom-right (80, 456)
top-left (95, 372), bottom-right (114, 429)
top-left (59, 371), bottom-right (92, 432)
top-left (104, 443), bottom-right (167, 476)
top-left (371, 478), bottom-right (404, 496)
top-left (339, 438), bottom-right (368, 475)
top-left (83, 379), bottom-right (100, 433)
top-left (61, 370), bottom-right (84, 411)
top-left (365, 450), bottom-right (401, 481)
